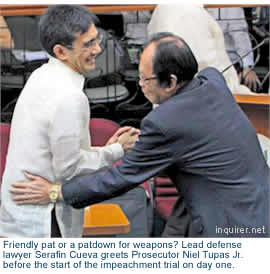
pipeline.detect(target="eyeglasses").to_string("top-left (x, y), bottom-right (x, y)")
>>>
top-left (65, 33), bottom-right (103, 52)
top-left (138, 75), bottom-right (158, 84)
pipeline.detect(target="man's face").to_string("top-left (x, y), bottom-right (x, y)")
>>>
top-left (64, 24), bottom-right (102, 76)
top-left (138, 44), bottom-right (166, 105)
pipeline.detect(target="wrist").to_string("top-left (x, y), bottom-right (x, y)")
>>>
top-left (117, 141), bottom-right (126, 152)
top-left (111, 142), bottom-right (125, 157)
top-left (48, 184), bottom-right (61, 203)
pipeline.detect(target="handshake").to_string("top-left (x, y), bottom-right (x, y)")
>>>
top-left (106, 126), bottom-right (140, 152)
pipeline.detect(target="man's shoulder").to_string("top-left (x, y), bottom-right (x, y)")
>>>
top-left (141, 107), bottom-right (163, 129)
top-left (198, 67), bottom-right (226, 86)
top-left (199, 66), bottom-right (221, 77)
top-left (141, 102), bottom-right (178, 132)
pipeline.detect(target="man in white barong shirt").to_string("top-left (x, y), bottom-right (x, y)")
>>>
top-left (0, 5), bottom-right (138, 238)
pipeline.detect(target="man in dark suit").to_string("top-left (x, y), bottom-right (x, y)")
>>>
top-left (11, 32), bottom-right (269, 237)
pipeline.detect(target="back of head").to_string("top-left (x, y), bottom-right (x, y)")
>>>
top-left (144, 32), bottom-right (198, 87)
top-left (39, 5), bottom-right (98, 57)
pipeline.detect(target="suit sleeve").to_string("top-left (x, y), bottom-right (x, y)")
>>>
top-left (62, 117), bottom-right (174, 208)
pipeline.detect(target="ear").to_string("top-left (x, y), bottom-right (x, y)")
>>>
top-left (169, 74), bottom-right (178, 88)
top-left (53, 44), bottom-right (69, 61)
top-left (165, 74), bottom-right (178, 94)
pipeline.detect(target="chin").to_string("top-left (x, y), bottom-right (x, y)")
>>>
top-left (83, 65), bottom-right (95, 75)
top-left (143, 94), bottom-right (154, 104)
top-left (148, 97), bottom-right (156, 104)
top-left (87, 63), bottom-right (95, 70)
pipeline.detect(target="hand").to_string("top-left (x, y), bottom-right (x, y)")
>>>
top-left (241, 68), bottom-right (261, 92)
top-left (10, 172), bottom-right (57, 205)
top-left (117, 128), bottom-right (140, 152)
top-left (106, 126), bottom-right (132, 146)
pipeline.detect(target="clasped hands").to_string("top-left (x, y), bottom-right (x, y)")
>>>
top-left (106, 126), bottom-right (140, 152)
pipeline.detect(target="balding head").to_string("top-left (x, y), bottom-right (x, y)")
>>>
top-left (143, 32), bottom-right (198, 87)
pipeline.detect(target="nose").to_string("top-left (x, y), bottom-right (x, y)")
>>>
top-left (138, 81), bottom-right (146, 95)
top-left (92, 42), bottom-right (102, 55)
top-left (138, 78), bottom-right (144, 88)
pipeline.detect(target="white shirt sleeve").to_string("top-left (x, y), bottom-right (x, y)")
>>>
top-left (48, 92), bottom-right (124, 181)
top-left (224, 8), bottom-right (254, 68)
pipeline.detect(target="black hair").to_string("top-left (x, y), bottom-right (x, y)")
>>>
top-left (39, 5), bottom-right (99, 57)
top-left (144, 32), bottom-right (198, 87)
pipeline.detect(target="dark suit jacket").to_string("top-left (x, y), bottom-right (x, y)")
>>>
top-left (62, 67), bottom-right (269, 237)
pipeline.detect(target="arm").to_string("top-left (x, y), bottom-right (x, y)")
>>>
top-left (62, 118), bottom-right (174, 208)
top-left (226, 8), bottom-right (254, 68)
top-left (225, 8), bottom-right (259, 90)
top-left (11, 118), bottom-right (174, 207)
top-left (49, 93), bottom-right (125, 181)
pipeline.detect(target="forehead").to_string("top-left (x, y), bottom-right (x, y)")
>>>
top-left (139, 43), bottom-right (156, 72)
